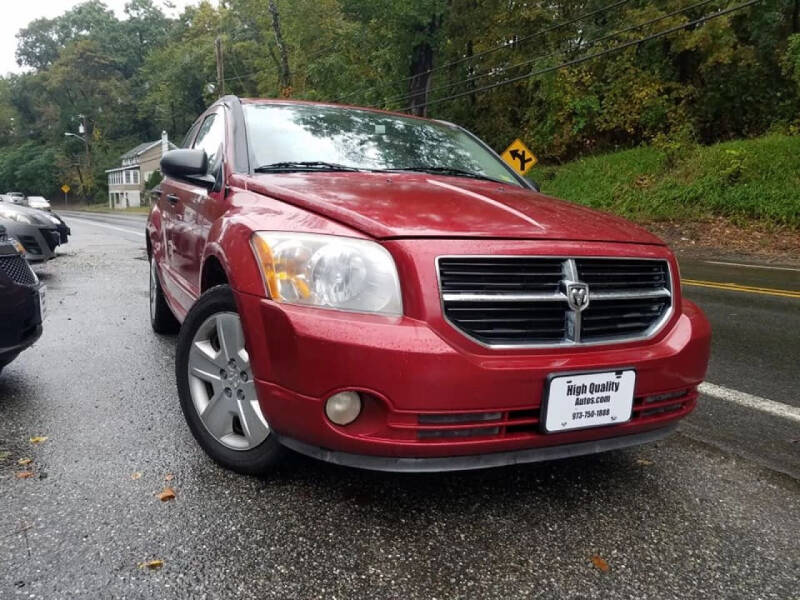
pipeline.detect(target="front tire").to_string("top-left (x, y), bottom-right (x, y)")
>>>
top-left (150, 257), bottom-right (179, 334)
top-left (175, 285), bottom-right (284, 475)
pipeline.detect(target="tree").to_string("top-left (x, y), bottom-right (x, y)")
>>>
top-left (268, 0), bottom-right (292, 94)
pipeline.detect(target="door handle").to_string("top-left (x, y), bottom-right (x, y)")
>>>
top-left (166, 194), bottom-right (179, 206)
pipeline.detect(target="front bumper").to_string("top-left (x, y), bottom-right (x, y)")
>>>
top-left (0, 283), bottom-right (43, 368)
top-left (0, 324), bottom-right (43, 367)
top-left (277, 424), bottom-right (677, 472)
top-left (19, 226), bottom-right (60, 261)
top-left (237, 288), bottom-right (711, 463)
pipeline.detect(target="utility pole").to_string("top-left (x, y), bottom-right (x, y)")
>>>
top-left (268, 0), bottom-right (292, 96)
top-left (215, 36), bottom-right (225, 97)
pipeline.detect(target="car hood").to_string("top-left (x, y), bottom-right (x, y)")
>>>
top-left (0, 202), bottom-right (55, 226)
top-left (245, 172), bottom-right (664, 245)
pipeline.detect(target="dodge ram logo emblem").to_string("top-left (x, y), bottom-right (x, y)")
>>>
top-left (565, 282), bottom-right (590, 312)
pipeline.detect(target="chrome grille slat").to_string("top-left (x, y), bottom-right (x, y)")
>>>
top-left (438, 257), bottom-right (563, 295)
top-left (438, 256), bottom-right (673, 347)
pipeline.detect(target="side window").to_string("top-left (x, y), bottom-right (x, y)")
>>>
top-left (181, 121), bottom-right (201, 148)
top-left (192, 110), bottom-right (225, 167)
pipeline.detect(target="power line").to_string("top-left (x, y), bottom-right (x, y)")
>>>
top-left (215, 42), bottom-right (342, 84)
top-left (375, 0), bottom-right (720, 109)
top-left (403, 0), bottom-right (760, 112)
top-left (332, 0), bottom-right (635, 103)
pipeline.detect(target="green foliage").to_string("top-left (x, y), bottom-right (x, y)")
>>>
top-left (0, 143), bottom-right (61, 197)
top-left (529, 133), bottom-right (800, 228)
top-left (144, 169), bottom-right (163, 190)
top-left (0, 0), bottom-right (798, 209)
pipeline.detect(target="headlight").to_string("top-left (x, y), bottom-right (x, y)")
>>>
top-left (48, 215), bottom-right (60, 225)
top-left (0, 209), bottom-right (33, 224)
top-left (251, 232), bottom-right (403, 316)
top-left (7, 237), bottom-right (25, 255)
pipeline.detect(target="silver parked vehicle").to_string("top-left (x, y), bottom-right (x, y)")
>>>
top-left (4, 192), bottom-right (26, 205)
top-left (0, 201), bottom-right (62, 262)
top-left (26, 195), bottom-right (52, 211)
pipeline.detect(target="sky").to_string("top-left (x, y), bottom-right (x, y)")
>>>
top-left (0, 0), bottom-right (200, 75)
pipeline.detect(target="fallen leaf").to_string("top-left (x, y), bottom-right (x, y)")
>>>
top-left (164, 473), bottom-right (174, 482)
top-left (131, 472), bottom-right (142, 480)
top-left (138, 560), bottom-right (164, 570)
top-left (636, 458), bottom-right (654, 466)
top-left (157, 487), bottom-right (176, 502)
top-left (17, 458), bottom-right (32, 466)
top-left (0, 451), bottom-right (10, 461)
top-left (591, 555), bottom-right (610, 572)
top-left (16, 471), bottom-right (35, 479)
top-left (29, 437), bottom-right (48, 444)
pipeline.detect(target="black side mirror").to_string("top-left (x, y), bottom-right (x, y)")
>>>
top-left (161, 149), bottom-right (217, 189)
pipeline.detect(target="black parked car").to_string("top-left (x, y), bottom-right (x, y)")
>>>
top-left (0, 200), bottom-right (65, 261)
top-left (0, 224), bottom-right (45, 374)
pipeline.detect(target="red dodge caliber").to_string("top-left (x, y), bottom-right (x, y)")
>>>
top-left (147, 96), bottom-right (711, 474)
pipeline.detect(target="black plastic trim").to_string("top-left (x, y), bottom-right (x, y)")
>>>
top-left (275, 424), bottom-right (677, 473)
top-left (220, 95), bottom-right (250, 174)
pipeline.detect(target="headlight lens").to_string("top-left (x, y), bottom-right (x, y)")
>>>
top-left (48, 215), bottom-right (60, 225)
top-left (251, 232), bottom-right (403, 316)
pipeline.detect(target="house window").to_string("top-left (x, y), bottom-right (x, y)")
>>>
top-left (133, 170), bottom-right (140, 184)
top-left (124, 170), bottom-right (131, 184)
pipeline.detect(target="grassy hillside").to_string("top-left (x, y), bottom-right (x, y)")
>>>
top-left (528, 134), bottom-right (800, 229)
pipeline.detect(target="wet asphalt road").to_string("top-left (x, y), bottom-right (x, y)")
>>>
top-left (0, 213), bottom-right (798, 599)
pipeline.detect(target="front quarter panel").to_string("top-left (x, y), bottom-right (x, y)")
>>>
top-left (206, 184), bottom-right (370, 298)
top-left (146, 204), bottom-right (165, 261)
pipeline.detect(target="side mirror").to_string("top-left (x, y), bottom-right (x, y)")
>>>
top-left (160, 149), bottom-right (217, 189)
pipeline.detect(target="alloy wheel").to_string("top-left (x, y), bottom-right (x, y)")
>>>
top-left (187, 312), bottom-right (269, 451)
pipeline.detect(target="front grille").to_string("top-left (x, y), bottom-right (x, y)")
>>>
top-left (581, 297), bottom-right (671, 341)
top-left (576, 258), bottom-right (669, 290)
top-left (439, 256), bottom-right (672, 347)
top-left (443, 300), bottom-right (567, 345)
top-left (438, 257), bottom-right (564, 294)
top-left (404, 390), bottom-right (694, 442)
top-left (0, 254), bottom-right (37, 286)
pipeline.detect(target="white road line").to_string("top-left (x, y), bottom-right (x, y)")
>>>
top-left (67, 216), bottom-right (145, 238)
top-left (704, 260), bottom-right (800, 273)
top-left (699, 382), bottom-right (800, 423)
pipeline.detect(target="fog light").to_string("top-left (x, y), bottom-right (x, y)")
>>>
top-left (325, 391), bottom-right (362, 426)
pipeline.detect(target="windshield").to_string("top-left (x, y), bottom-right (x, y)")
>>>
top-left (243, 103), bottom-right (522, 186)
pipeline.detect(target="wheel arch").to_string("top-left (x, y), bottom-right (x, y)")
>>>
top-left (200, 253), bottom-right (229, 292)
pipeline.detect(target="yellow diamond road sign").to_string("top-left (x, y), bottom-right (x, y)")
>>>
top-left (61, 184), bottom-right (70, 194)
top-left (501, 139), bottom-right (537, 176)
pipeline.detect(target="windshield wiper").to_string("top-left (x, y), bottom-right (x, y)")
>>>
top-left (254, 161), bottom-right (361, 173)
top-left (385, 166), bottom-right (505, 184)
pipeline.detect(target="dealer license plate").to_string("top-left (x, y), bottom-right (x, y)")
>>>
top-left (544, 370), bottom-right (635, 433)
top-left (38, 285), bottom-right (47, 322)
